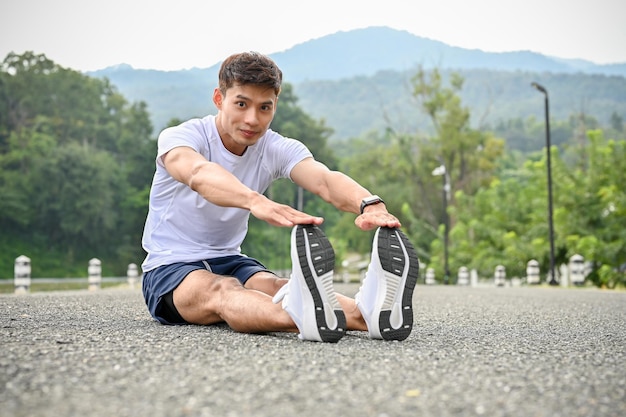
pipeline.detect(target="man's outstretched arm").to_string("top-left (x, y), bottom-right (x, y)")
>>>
top-left (290, 157), bottom-right (401, 231)
top-left (162, 146), bottom-right (322, 227)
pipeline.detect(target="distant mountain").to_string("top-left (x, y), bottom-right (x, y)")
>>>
top-left (271, 26), bottom-right (626, 83)
top-left (88, 26), bottom-right (626, 138)
top-left (90, 65), bottom-right (218, 130)
top-left (295, 69), bottom-right (626, 140)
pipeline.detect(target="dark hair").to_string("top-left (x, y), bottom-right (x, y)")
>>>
top-left (218, 51), bottom-right (282, 96)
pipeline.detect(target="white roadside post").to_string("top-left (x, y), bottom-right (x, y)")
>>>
top-left (457, 266), bottom-right (469, 286)
top-left (470, 269), bottom-right (479, 287)
top-left (341, 260), bottom-right (350, 283)
top-left (419, 262), bottom-right (426, 285)
top-left (494, 265), bottom-right (506, 287)
top-left (425, 268), bottom-right (436, 285)
top-left (569, 254), bottom-right (585, 286)
top-left (526, 259), bottom-right (540, 285)
top-left (127, 263), bottom-right (139, 289)
top-left (88, 258), bottom-right (102, 291)
top-left (14, 255), bottom-right (32, 294)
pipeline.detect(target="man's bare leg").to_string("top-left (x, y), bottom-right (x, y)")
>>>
top-left (174, 269), bottom-right (367, 335)
top-left (172, 270), bottom-right (297, 333)
top-left (246, 272), bottom-right (367, 332)
top-left (336, 293), bottom-right (368, 331)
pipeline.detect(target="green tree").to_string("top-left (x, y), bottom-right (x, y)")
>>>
top-left (402, 68), bottom-right (505, 271)
top-left (31, 143), bottom-right (122, 253)
top-left (0, 116), bottom-right (57, 230)
top-left (0, 52), bottom-right (155, 277)
top-left (556, 130), bottom-right (626, 287)
top-left (329, 68), bottom-right (505, 270)
top-left (411, 68), bottom-right (504, 198)
top-left (449, 130), bottom-right (625, 288)
top-left (610, 112), bottom-right (624, 132)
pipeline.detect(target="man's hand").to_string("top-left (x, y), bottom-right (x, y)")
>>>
top-left (249, 194), bottom-right (323, 227)
top-left (354, 205), bottom-right (401, 231)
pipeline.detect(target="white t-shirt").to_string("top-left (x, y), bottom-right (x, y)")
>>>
top-left (141, 115), bottom-right (312, 272)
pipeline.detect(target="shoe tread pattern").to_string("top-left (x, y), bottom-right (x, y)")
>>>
top-left (296, 224), bottom-right (346, 343)
top-left (376, 227), bottom-right (419, 341)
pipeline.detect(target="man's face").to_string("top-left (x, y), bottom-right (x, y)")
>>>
top-left (213, 83), bottom-right (278, 156)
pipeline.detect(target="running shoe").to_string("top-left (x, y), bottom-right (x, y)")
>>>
top-left (273, 224), bottom-right (346, 342)
top-left (355, 227), bottom-right (419, 341)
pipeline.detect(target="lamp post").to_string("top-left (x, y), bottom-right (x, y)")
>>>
top-left (531, 82), bottom-right (557, 285)
top-left (432, 164), bottom-right (451, 284)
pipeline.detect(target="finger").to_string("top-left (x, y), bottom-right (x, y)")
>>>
top-left (289, 213), bottom-right (324, 225)
top-left (355, 214), bottom-right (401, 230)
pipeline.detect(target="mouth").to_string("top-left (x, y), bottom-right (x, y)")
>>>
top-left (240, 129), bottom-right (257, 139)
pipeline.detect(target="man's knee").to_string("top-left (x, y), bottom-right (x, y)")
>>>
top-left (214, 275), bottom-right (246, 294)
top-left (174, 272), bottom-right (242, 324)
top-left (244, 272), bottom-right (287, 295)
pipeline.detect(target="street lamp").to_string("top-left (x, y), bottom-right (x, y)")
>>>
top-left (531, 82), bottom-right (557, 285)
top-left (432, 164), bottom-right (451, 284)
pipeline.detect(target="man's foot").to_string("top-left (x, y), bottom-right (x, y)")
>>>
top-left (273, 224), bottom-right (346, 342)
top-left (355, 227), bottom-right (419, 341)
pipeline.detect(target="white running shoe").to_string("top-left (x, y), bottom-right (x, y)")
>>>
top-left (273, 224), bottom-right (346, 342)
top-left (355, 227), bottom-right (419, 341)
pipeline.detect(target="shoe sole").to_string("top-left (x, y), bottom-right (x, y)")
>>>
top-left (294, 224), bottom-right (346, 343)
top-left (375, 227), bottom-right (419, 341)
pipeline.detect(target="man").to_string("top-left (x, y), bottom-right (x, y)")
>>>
top-left (141, 51), bottom-right (419, 342)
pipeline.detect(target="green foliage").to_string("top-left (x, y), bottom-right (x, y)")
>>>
top-left (556, 130), bottom-right (626, 287)
top-left (448, 132), bottom-right (626, 287)
top-left (0, 52), bottom-right (155, 277)
top-left (326, 69), bottom-right (510, 272)
top-left (328, 66), bottom-right (624, 289)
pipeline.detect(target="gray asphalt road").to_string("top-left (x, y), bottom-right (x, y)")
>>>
top-left (1, 284), bottom-right (625, 417)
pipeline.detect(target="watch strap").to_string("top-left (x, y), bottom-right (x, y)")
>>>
top-left (360, 195), bottom-right (384, 214)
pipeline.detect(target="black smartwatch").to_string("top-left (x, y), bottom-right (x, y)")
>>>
top-left (360, 195), bottom-right (384, 214)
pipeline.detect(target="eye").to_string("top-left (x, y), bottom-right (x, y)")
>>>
top-left (261, 104), bottom-right (273, 111)
top-left (236, 101), bottom-right (246, 108)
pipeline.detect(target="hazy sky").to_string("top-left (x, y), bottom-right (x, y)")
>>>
top-left (1, 0), bottom-right (625, 72)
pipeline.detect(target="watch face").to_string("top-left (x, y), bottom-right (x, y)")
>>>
top-left (360, 195), bottom-right (382, 213)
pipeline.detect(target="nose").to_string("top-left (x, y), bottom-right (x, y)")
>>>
top-left (243, 108), bottom-right (259, 126)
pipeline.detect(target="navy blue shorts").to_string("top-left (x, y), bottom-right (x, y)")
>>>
top-left (142, 255), bottom-right (271, 325)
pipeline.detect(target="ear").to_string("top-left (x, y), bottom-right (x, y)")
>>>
top-left (212, 88), bottom-right (223, 109)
